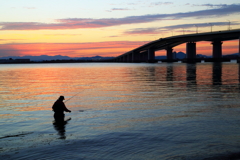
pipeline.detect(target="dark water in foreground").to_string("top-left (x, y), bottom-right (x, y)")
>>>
top-left (1, 62), bottom-right (240, 160)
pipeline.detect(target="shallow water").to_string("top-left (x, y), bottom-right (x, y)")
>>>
top-left (1, 62), bottom-right (240, 160)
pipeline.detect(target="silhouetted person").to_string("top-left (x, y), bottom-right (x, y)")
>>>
top-left (52, 96), bottom-right (71, 122)
top-left (52, 96), bottom-right (71, 139)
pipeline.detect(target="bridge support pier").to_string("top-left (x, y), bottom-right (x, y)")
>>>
top-left (186, 42), bottom-right (196, 62)
top-left (121, 56), bottom-right (123, 62)
top-left (132, 51), bottom-right (140, 62)
top-left (212, 41), bottom-right (222, 59)
top-left (127, 53), bottom-right (132, 62)
top-left (139, 52), bottom-right (144, 62)
top-left (140, 51), bottom-right (148, 62)
top-left (166, 47), bottom-right (174, 61)
top-left (148, 48), bottom-right (155, 62)
top-left (123, 55), bottom-right (127, 62)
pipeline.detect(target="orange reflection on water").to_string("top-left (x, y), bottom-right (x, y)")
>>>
top-left (1, 64), bottom-right (144, 112)
top-left (221, 63), bottom-right (239, 85)
top-left (0, 114), bottom-right (21, 119)
top-left (196, 64), bottom-right (212, 86)
top-left (1, 63), bottom-right (240, 113)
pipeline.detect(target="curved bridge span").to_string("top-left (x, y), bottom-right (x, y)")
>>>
top-left (114, 29), bottom-right (240, 62)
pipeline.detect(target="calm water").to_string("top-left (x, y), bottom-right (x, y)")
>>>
top-left (1, 62), bottom-right (240, 160)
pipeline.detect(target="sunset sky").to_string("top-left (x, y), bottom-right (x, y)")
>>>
top-left (0, 0), bottom-right (240, 58)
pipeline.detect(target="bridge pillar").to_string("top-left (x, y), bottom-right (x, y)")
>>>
top-left (121, 56), bottom-right (124, 62)
top-left (123, 55), bottom-right (127, 62)
top-left (140, 51), bottom-right (148, 62)
top-left (127, 53), bottom-right (132, 62)
top-left (131, 51), bottom-right (135, 62)
top-left (166, 47), bottom-right (173, 61)
top-left (212, 41), bottom-right (222, 59)
top-left (144, 51), bottom-right (148, 62)
top-left (143, 51), bottom-right (148, 62)
top-left (186, 42), bottom-right (196, 61)
top-left (139, 52), bottom-right (143, 62)
top-left (132, 51), bottom-right (140, 62)
top-left (148, 48), bottom-right (155, 62)
top-left (126, 54), bottom-right (129, 62)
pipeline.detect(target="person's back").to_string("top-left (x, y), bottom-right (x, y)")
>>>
top-left (52, 99), bottom-right (66, 114)
top-left (52, 96), bottom-right (71, 121)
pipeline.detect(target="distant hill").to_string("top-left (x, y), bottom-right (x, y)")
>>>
top-left (176, 52), bottom-right (186, 59)
top-left (222, 53), bottom-right (239, 59)
top-left (0, 55), bottom-right (115, 61)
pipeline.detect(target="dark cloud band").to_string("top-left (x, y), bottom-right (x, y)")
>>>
top-left (0, 4), bottom-right (239, 30)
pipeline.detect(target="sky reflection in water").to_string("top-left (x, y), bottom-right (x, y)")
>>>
top-left (1, 62), bottom-right (240, 160)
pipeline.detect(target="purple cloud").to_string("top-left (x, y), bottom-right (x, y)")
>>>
top-left (150, 2), bottom-right (173, 6)
top-left (112, 8), bottom-right (131, 11)
top-left (106, 8), bottom-right (132, 12)
top-left (0, 4), bottom-right (240, 30)
top-left (124, 28), bottom-right (160, 35)
top-left (191, 4), bottom-right (228, 8)
top-left (124, 21), bottom-right (240, 35)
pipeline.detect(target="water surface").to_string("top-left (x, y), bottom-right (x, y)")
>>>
top-left (1, 62), bottom-right (240, 160)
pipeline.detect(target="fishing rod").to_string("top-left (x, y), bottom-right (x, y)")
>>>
top-left (64, 85), bottom-right (93, 103)
top-left (64, 91), bottom-right (82, 103)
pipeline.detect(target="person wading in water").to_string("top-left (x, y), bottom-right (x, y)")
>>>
top-left (52, 96), bottom-right (71, 121)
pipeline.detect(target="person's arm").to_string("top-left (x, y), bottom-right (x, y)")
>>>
top-left (62, 102), bottom-right (71, 112)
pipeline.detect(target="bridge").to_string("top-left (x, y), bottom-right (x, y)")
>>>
top-left (114, 29), bottom-right (240, 63)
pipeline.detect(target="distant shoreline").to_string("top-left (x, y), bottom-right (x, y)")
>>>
top-left (0, 57), bottom-right (239, 64)
top-left (0, 60), bottom-right (114, 64)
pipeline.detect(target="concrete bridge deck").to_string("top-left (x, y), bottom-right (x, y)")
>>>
top-left (114, 29), bottom-right (240, 62)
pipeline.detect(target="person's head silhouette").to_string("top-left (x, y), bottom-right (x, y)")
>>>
top-left (59, 96), bottom-right (65, 101)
